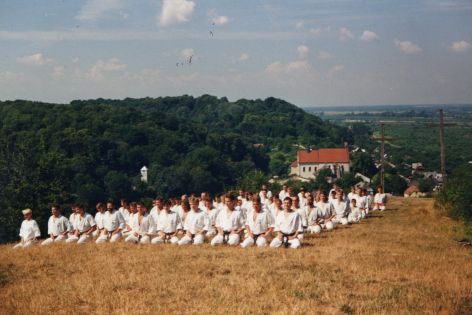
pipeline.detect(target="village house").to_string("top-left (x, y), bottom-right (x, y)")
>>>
top-left (290, 148), bottom-right (351, 180)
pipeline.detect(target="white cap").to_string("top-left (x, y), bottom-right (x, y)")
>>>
top-left (22, 208), bottom-right (32, 215)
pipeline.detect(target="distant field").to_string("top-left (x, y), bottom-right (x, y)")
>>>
top-left (0, 197), bottom-right (471, 315)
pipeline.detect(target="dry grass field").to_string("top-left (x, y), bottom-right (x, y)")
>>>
top-left (0, 197), bottom-right (471, 315)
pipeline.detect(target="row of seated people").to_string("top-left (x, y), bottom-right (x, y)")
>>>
top-left (13, 186), bottom-right (388, 250)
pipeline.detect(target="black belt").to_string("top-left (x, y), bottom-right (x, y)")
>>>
top-left (223, 230), bottom-right (231, 243)
top-left (282, 232), bottom-right (296, 247)
top-left (253, 233), bottom-right (261, 244)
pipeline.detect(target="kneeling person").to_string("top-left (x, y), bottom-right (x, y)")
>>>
top-left (42, 204), bottom-right (70, 246)
top-left (152, 200), bottom-right (182, 244)
top-left (270, 197), bottom-right (303, 249)
top-left (241, 196), bottom-right (273, 248)
top-left (66, 204), bottom-right (96, 244)
top-left (96, 200), bottom-right (125, 243)
top-left (211, 193), bottom-right (245, 246)
top-left (126, 203), bottom-right (156, 244)
top-left (178, 198), bottom-right (206, 245)
top-left (13, 208), bottom-right (41, 249)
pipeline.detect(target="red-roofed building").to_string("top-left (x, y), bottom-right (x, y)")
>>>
top-left (290, 148), bottom-right (351, 179)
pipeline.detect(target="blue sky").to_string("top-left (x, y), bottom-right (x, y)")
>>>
top-left (1, 0), bottom-right (472, 106)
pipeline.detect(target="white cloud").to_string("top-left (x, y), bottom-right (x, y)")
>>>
top-left (297, 45), bottom-right (309, 59)
top-left (87, 58), bottom-right (126, 80)
top-left (317, 51), bottom-right (332, 60)
top-left (450, 40), bottom-right (472, 52)
top-left (0, 71), bottom-right (23, 82)
top-left (16, 53), bottom-right (52, 66)
top-left (339, 27), bottom-right (354, 41)
top-left (266, 60), bottom-right (311, 75)
top-left (72, 57), bottom-right (80, 64)
top-left (394, 38), bottom-right (422, 54)
top-left (360, 30), bottom-right (379, 42)
top-left (159, 0), bottom-right (195, 27)
top-left (309, 27), bottom-right (330, 37)
top-left (180, 48), bottom-right (194, 59)
top-left (208, 10), bottom-right (229, 25)
top-left (51, 66), bottom-right (65, 79)
top-left (296, 21), bottom-right (304, 29)
top-left (76, 0), bottom-right (124, 21)
top-left (239, 53), bottom-right (249, 61)
top-left (327, 64), bottom-right (344, 78)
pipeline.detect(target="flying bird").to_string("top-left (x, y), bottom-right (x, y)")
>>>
top-left (188, 55), bottom-right (193, 65)
top-left (209, 30), bottom-right (214, 37)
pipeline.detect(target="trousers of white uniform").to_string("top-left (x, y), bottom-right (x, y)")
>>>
top-left (177, 234), bottom-right (204, 245)
top-left (125, 234), bottom-right (150, 244)
top-left (211, 234), bottom-right (240, 246)
top-left (374, 204), bottom-right (386, 211)
top-left (333, 216), bottom-right (349, 225)
top-left (307, 225), bottom-right (322, 234)
top-left (151, 235), bottom-right (179, 244)
top-left (269, 237), bottom-right (301, 249)
top-left (240, 235), bottom-right (267, 248)
top-left (206, 230), bottom-right (217, 237)
top-left (96, 232), bottom-right (122, 244)
top-left (13, 240), bottom-right (37, 249)
top-left (41, 234), bottom-right (67, 246)
top-left (66, 234), bottom-right (92, 244)
top-left (348, 214), bottom-right (360, 223)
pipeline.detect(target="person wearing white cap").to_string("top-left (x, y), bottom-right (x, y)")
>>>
top-left (240, 196), bottom-right (273, 248)
top-left (270, 197), bottom-right (303, 249)
top-left (66, 204), bottom-right (96, 244)
top-left (331, 191), bottom-right (349, 226)
top-left (13, 208), bottom-right (41, 249)
top-left (211, 193), bottom-right (244, 246)
top-left (96, 200), bottom-right (125, 243)
top-left (125, 202), bottom-right (156, 244)
top-left (152, 200), bottom-right (182, 244)
top-left (41, 204), bottom-right (70, 246)
top-left (93, 202), bottom-right (106, 238)
top-left (178, 198), bottom-right (207, 245)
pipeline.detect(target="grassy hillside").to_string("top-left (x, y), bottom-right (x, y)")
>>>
top-left (1, 198), bottom-right (470, 315)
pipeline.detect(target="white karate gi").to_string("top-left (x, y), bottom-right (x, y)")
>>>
top-left (211, 208), bottom-right (244, 246)
top-left (306, 206), bottom-right (322, 234)
top-left (294, 206), bottom-right (308, 240)
top-left (41, 215), bottom-right (70, 245)
top-left (348, 206), bottom-right (362, 223)
top-left (66, 213), bottom-right (96, 244)
top-left (374, 193), bottom-right (387, 211)
top-left (68, 213), bottom-right (79, 236)
top-left (270, 211), bottom-right (303, 249)
top-left (241, 210), bottom-right (272, 248)
top-left (316, 201), bottom-right (335, 230)
top-left (279, 190), bottom-right (288, 201)
top-left (331, 200), bottom-right (349, 225)
top-left (203, 206), bottom-right (220, 237)
top-left (125, 213), bottom-right (156, 244)
top-left (13, 219), bottom-right (41, 249)
top-left (96, 210), bottom-right (125, 243)
top-left (93, 212), bottom-right (105, 237)
top-left (152, 211), bottom-right (182, 244)
top-left (178, 210), bottom-right (207, 245)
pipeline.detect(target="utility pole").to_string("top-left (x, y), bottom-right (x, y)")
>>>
top-left (428, 109), bottom-right (456, 186)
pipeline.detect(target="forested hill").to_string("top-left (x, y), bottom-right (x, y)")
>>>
top-left (0, 95), bottom-right (351, 242)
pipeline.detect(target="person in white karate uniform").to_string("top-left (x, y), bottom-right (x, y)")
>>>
top-left (152, 200), bottom-right (182, 244)
top-left (202, 198), bottom-right (220, 237)
top-left (278, 184), bottom-right (289, 201)
top-left (13, 208), bottom-right (41, 249)
top-left (348, 199), bottom-right (362, 223)
top-left (316, 193), bottom-right (336, 231)
top-left (93, 202), bottom-right (106, 238)
top-left (176, 200), bottom-right (191, 230)
top-left (355, 188), bottom-right (368, 218)
top-left (41, 204), bottom-right (70, 245)
top-left (331, 191), bottom-right (349, 225)
top-left (68, 204), bottom-right (79, 238)
top-left (149, 198), bottom-right (164, 231)
top-left (96, 200), bottom-right (125, 243)
top-left (305, 195), bottom-right (321, 234)
top-left (347, 187), bottom-right (357, 207)
top-left (122, 202), bottom-right (137, 237)
top-left (270, 197), bottom-right (303, 249)
top-left (66, 204), bottom-right (96, 244)
top-left (178, 198), bottom-right (207, 245)
top-left (298, 188), bottom-right (308, 208)
top-left (211, 193), bottom-right (245, 246)
top-left (259, 185), bottom-right (272, 199)
top-left (125, 203), bottom-right (155, 244)
top-left (373, 186), bottom-right (387, 211)
top-left (291, 196), bottom-right (307, 240)
top-left (241, 196), bottom-right (273, 248)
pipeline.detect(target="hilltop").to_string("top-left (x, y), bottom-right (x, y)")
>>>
top-left (0, 198), bottom-right (470, 314)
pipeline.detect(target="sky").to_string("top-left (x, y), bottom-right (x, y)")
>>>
top-left (1, 0), bottom-right (472, 107)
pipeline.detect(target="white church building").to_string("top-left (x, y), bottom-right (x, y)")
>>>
top-left (290, 148), bottom-right (351, 180)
